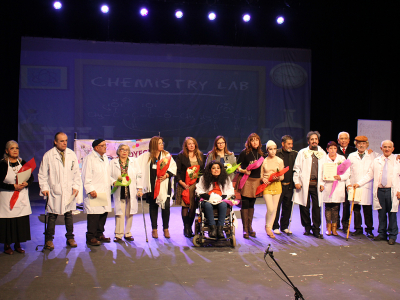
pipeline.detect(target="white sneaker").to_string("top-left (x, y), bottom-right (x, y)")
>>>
top-left (283, 229), bottom-right (292, 234)
top-left (273, 229), bottom-right (281, 235)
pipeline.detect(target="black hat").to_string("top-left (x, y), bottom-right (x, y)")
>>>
top-left (92, 139), bottom-right (105, 148)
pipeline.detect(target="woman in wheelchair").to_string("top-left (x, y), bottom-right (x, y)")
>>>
top-left (196, 161), bottom-right (235, 239)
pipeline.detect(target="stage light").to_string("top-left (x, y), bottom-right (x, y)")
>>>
top-left (53, 1), bottom-right (62, 10)
top-left (175, 10), bottom-right (183, 19)
top-left (101, 5), bottom-right (109, 14)
top-left (276, 16), bottom-right (285, 24)
top-left (208, 12), bottom-right (216, 21)
top-left (242, 14), bottom-right (251, 22)
top-left (140, 8), bottom-right (149, 17)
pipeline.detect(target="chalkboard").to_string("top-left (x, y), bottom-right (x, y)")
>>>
top-left (357, 119), bottom-right (392, 153)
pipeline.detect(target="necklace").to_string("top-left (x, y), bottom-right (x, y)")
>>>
top-left (251, 149), bottom-right (259, 161)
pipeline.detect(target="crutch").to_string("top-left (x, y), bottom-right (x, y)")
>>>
top-left (346, 188), bottom-right (355, 241)
top-left (140, 195), bottom-right (148, 242)
top-left (36, 195), bottom-right (50, 252)
top-left (287, 200), bottom-right (295, 235)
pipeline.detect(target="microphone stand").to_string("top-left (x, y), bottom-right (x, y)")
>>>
top-left (264, 245), bottom-right (305, 300)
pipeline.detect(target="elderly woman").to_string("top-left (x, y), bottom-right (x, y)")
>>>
top-left (196, 161), bottom-right (235, 239)
top-left (205, 135), bottom-right (236, 181)
top-left (138, 137), bottom-right (177, 239)
top-left (260, 140), bottom-right (285, 238)
top-left (237, 133), bottom-right (265, 239)
top-left (320, 141), bottom-right (349, 236)
top-left (0, 141), bottom-right (33, 254)
top-left (110, 144), bottom-right (143, 242)
top-left (176, 137), bottom-right (205, 238)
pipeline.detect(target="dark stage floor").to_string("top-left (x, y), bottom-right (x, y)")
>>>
top-left (1, 186), bottom-right (400, 300)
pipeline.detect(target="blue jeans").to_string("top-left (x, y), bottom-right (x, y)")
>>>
top-left (377, 188), bottom-right (398, 241)
top-left (201, 201), bottom-right (227, 226)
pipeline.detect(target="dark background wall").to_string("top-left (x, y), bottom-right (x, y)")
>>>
top-left (1, 0), bottom-right (399, 150)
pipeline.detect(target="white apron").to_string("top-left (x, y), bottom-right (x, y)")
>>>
top-left (0, 160), bottom-right (32, 218)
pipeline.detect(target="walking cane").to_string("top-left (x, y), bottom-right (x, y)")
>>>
top-left (287, 200), bottom-right (294, 235)
top-left (36, 195), bottom-right (50, 252)
top-left (140, 195), bottom-right (148, 242)
top-left (346, 187), bottom-right (356, 241)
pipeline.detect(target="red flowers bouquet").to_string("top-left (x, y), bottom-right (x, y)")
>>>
top-left (182, 165), bottom-right (201, 205)
top-left (256, 166), bottom-right (289, 195)
top-left (10, 158), bottom-right (36, 210)
top-left (154, 156), bottom-right (172, 199)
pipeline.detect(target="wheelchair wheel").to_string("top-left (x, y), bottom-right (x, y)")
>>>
top-left (230, 235), bottom-right (236, 248)
top-left (193, 234), bottom-right (202, 247)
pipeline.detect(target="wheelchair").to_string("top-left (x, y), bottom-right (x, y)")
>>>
top-left (192, 199), bottom-right (236, 248)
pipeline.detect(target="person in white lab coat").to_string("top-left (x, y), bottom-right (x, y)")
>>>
top-left (38, 132), bottom-right (81, 250)
top-left (293, 131), bottom-right (326, 239)
top-left (320, 141), bottom-right (349, 236)
top-left (354, 140), bottom-right (400, 245)
top-left (82, 139), bottom-right (113, 246)
top-left (110, 144), bottom-right (143, 242)
top-left (346, 136), bottom-right (378, 238)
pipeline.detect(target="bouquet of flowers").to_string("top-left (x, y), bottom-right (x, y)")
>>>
top-left (329, 159), bottom-right (351, 198)
top-left (225, 162), bottom-right (241, 175)
top-left (111, 174), bottom-right (131, 194)
top-left (10, 158), bottom-right (36, 210)
top-left (182, 165), bottom-right (201, 205)
top-left (256, 166), bottom-right (289, 195)
top-left (154, 156), bottom-right (172, 199)
top-left (239, 156), bottom-right (264, 189)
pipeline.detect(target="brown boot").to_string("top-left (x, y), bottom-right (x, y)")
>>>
top-left (241, 209), bottom-right (249, 239)
top-left (332, 223), bottom-right (338, 236)
top-left (67, 239), bottom-right (78, 247)
top-left (152, 229), bottom-right (158, 239)
top-left (163, 229), bottom-right (170, 238)
top-left (248, 208), bottom-right (256, 237)
top-left (45, 241), bottom-right (55, 251)
top-left (326, 223), bottom-right (332, 236)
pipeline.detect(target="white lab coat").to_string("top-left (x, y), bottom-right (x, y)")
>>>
top-left (38, 147), bottom-right (81, 214)
top-left (345, 151), bottom-right (379, 205)
top-left (110, 157), bottom-right (142, 215)
top-left (357, 154), bottom-right (400, 212)
top-left (137, 151), bottom-right (177, 208)
top-left (82, 151), bottom-right (112, 214)
top-left (321, 154), bottom-right (350, 203)
top-left (293, 146), bottom-right (326, 207)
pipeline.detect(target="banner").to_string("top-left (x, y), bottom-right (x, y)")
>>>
top-left (74, 138), bottom-right (150, 169)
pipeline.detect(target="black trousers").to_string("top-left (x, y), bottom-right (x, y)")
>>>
top-left (299, 185), bottom-right (321, 232)
top-left (149, 198), bottom-right (171, 230)
top-left (45, 211), bottom-right (74, 241)
top-left (86, 212), bottom-right (108, 242)
top-left (353, 204), bottom-right (374, 232)
top-left (341, 195), bottom-right (351, 228)
top-left (273, 185), bottom-right (293, 230)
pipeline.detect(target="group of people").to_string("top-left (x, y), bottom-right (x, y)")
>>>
top-left (1, 130), bottom-right (399, 254)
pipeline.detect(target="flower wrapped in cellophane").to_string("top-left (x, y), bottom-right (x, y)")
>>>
top-left (256, 166), bottom-right (289, 195)
top-left (224, 162), bottom-right (241, 175)
top-left (154, 156), bottom-right (172, 199)
top-left (111, 174), bottom-right (131, 194)
top-left (182, 165), bottom-right (201, 205)
top-left (239, 157), bottom-right (264, 189)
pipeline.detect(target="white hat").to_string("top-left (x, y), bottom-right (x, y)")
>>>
top-left (266, 140), bottom-right (276, 149)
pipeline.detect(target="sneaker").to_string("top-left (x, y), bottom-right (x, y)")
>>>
top-left (45, 241), bottom-right (55, 251)
top-left (273, 229), bottom-right (281, 235)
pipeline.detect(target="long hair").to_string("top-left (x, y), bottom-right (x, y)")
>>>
top-left (207, 135), bottom-right (233, 159)
top-left (244, 133), bottom-right (264, 156)
top-left (202, 160), bottom-right (229, 190)
top-left (3, 140), bottom-right (21, 161)
top-left (148, 136), bottom-right (168, 163)
top-left (182, 137), bottom-right (203, 162)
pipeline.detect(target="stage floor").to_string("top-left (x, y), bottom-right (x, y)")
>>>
top-left (1, 187), bottom-right (400, 300)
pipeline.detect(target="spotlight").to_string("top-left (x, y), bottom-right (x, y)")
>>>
top-left (53, 1), bottom-right (62, 10)
top-left (208, 12), bottom-right (216, 21)
top-left (101, 5), bottom-right (109, 14)
top-left (242, 14), bottom-right (251, 22)
top-left (175, 10), bottom-right (183, 19)
top-left (276, 16), bottom-right (285, 24)
top-left (140, 8), bottom-right (148, 17)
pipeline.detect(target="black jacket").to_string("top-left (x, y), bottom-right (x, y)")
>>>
top-left (175, 151), bottom-right (205, 183)
top-left (337, 145), bottom-right (356, 159)
top-left (276, 148), bottom-right (298, 189)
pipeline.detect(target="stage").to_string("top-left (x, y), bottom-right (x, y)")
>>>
top-left (1, 186), bottom-right (399, 300)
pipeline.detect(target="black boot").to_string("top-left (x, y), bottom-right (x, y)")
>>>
top-left (217, 226), bottom-right (225, 239)
top-left (209, 225), bottom-right (217, 238)
top-left (184, 224), bottom-right (192, 238)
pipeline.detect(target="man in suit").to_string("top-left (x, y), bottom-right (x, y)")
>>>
top-left (336, 131), bottom-right (356, 231)
top-left (273, 135), bottom-right (298, 235)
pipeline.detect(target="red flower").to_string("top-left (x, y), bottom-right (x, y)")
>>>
top-left (126, 176), bottom-right (130, 181)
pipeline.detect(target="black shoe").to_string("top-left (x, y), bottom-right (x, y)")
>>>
top-left (388, 239), bottom-right (396, 245)
top-left (303, 230), bottom-right (312, 236)
top-left (336, 223), bottom-right (341, 230)
top-left (209, 225), bottom-right (217, 238)
top-left (351, 230), bottom-right (363, 236)
top-left (313, 231), bottom-right (323, 239)
top-left (217, 226), bottom-right (225, 239)
top-left (365, 232), bottom-right (374, 239)
top-left (184, 225), bottom-right (192, 238)
top-left (342, 226), bottom-right (349, 232)
top-left (374, 235), bottom-right (388, 241)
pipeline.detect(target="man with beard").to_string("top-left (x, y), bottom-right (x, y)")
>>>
top-left (273, 135), bottom-right (298, 235)
top-left (293, 131), bottom-right (326, 239)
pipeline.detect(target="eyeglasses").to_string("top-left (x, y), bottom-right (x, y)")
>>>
top-left (158, 142), bottom-right (165, 145)
top-left (217, 142), bottom-right (225, 145)
top-left (119, 149), bottom-right (129, 152)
